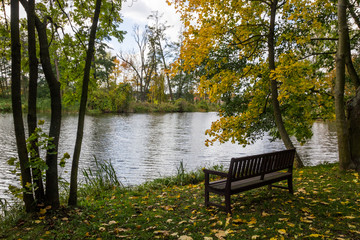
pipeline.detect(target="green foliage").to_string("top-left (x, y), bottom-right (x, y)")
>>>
top-left (88, 82), bottom-right (133, 113)
top-left (148, 74), bottom-right (167, 104)
top-left (153, 102), bottom-right (178, 112)
top-left (196, 100), bottom-right (210, 112)
top-left (129, 100), bottom-right (216, 113)
top-left (0, 98), bottom-right (12, 112)
top-left (6, 121), bottom-right (70, 198)
top-left (175, 98), bottom-right (195, 112)
top-left (129, 101), bottom-right (156, 113)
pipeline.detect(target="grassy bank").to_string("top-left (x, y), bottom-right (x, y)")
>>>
top-left (0, 163), bottom-right (359, 239)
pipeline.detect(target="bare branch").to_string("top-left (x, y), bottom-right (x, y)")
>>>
top-left (299, 51), bottom-right (337, 61)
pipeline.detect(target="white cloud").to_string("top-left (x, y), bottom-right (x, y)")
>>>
top-left (107, 0), bottom-right (182, 54)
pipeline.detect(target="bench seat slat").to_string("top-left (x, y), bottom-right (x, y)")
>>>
top-left (209, 172), bottom-right (291, 191)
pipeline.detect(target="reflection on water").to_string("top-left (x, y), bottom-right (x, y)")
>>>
top-left (0, 112), bottom-right (338, 199)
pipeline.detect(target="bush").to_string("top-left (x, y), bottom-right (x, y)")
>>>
top-left (154, 102), bottom-right (178, 112)
top-left (0, 99), bottom-right (11, 112)
top-left (129, 101), bottom-right (155, 113)
top-left (175, 98), bottom-right (195, 112)
top-left (196, 100), bottom-right (209, 111)
top-left (88, 83), bottom-right (132, 113)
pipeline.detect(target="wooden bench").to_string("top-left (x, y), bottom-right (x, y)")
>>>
top-left (203, 149), bottom-right (295, 214)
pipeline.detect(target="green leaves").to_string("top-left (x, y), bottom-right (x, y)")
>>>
top-left (6, 120), bottom-right (70, 198)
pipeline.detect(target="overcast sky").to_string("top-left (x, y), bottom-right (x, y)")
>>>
top-left (108, 0), bottom-right (182, 53)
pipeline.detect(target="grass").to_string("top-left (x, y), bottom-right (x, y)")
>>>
top-left (0, 163), bottom-right (359, 239)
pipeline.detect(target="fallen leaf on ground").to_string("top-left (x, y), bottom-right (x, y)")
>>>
top-left (178, 235), bottom-right (193, 240)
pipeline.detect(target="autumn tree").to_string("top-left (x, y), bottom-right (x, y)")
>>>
top-left (168, 0), bottom-right (338, 167)
top-left (147, 11), bottom-right (174, 101)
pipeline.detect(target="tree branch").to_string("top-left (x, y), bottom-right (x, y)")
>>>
top-left (55, 0), bottom-right (86, 49)
top-left (348, 1), bottom-right (360, 30)
top-left (311, 37), bottom-right (338, 41)
top-left (299, 51), bottom-right (337, 60)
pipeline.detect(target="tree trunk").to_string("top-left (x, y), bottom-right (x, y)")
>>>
top-left (268, 0), bottom-right (304, 168)
top-left (27, 0), bottom-right (45, 203)
top-left (343, 2), bottom-right (360, 171)
top-left (348, 87), bottom-right (360, 171)
top-left (158, 41), bottom-right (173, 101)
top-left (36, 19), bottom-right (62, 209)
top-left (344, 23), bottom-right (360, 89)
top-left (68, 0), bottom-right (102, 206)
top-left (336, 0), bottom-right (352, 172)
top-left (19, 0), bottom-right (62, 209)
top-left (11, 0), bottom-right (36, 212)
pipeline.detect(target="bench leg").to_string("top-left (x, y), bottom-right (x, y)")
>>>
top-left (205, 188), bottom-right (209, 207)
top-left (288, 178), bottom-right (294, 194)
top-left (225, 194), bottom-right (231, 214)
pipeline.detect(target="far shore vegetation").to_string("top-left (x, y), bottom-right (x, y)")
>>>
top-left (0, 162), bottom-right (359, 239)
top-left (0, 96), bottom-right (219, 114)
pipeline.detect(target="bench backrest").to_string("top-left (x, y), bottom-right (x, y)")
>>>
top-left (228, 149), bottom-right (295, 182)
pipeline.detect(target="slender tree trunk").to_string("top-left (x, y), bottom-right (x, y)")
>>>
top-left (68, 0), bottom-right (102, 206)
top-left (27, 0), bottom-right (45, 203)
top-left (11, 0), bottom-right (36, 212)
top-left (36, 19), bottom-right (61, 208)
top-left (54, 57), bottom-right (61, 82)
top-left (158, 42), bottom-right (173, 101)
top-left (336, 0), bottom-right (352, 172)
top-left (19, 0), bottom-right (62, 209)
top-left (343, 2), bottom-right (360, 171)
top-left (268, 0), bottom-right (304, 168)
top-left (348, 87), bottom-right (360, 171)
top-left (177, 68), bottom-right (184, 99)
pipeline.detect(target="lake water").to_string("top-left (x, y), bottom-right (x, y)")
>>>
top-left (0, 112), bottom-right (338, 200)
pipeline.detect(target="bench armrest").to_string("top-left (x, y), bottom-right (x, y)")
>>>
top-left (203, 169), bottom-right (228, 178)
